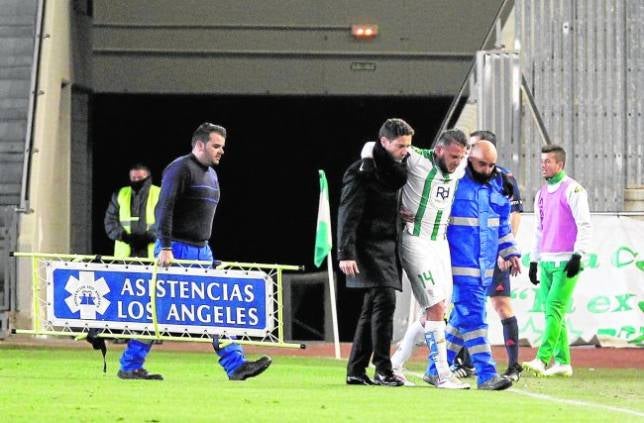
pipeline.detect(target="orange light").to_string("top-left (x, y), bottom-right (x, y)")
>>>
top-left (351, 24), bottom-right (378, 40)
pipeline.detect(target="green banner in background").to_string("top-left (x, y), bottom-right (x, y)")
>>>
top-left (487, 214), bottom-right (644, 348)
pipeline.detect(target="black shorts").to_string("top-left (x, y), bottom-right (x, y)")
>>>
top-left (487, 263), bottom-right (511, 297)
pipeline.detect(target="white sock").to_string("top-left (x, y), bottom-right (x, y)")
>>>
top-left (391, 320), bottom-right (424, 370)
top-left (424, 319), bottom-right (450, 378)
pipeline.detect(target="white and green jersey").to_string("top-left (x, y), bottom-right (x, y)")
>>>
top-left (402, 147), bottom-right (459, 240)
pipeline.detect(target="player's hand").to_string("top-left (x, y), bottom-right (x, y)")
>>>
top-left (507, 256), bottom-right (522, 277)
top-left (158, 249), bottom-right (174, 267)
top-left (564, 253), bottom-right (582, 278)
top-left (528, 262), bottom-right (539, 285)
top-left (497, 255), bottom-right (507, 271)
top-left (339, 260), bottom-right (359, 277)
top-left (400, 207), bottom-right (414, 223)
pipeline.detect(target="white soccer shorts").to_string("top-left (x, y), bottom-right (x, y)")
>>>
top-left (401, 230), bottom-right (453, 309)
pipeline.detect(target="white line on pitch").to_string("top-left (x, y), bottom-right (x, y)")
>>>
top-left (406, 370), bottom-right (644, 418)
top-left (509, 388), bottom-right (644, 418)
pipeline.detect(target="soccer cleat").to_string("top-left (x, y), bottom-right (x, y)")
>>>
top-left (436, 373), bottom-right (471, 390)
top-left (544, 363), bottom-right (573, 377)
top-left (477, 375), bottom-right (512, 391)
top-left (228, 356), bottom-right (272, 381)
top-left (522, 358), bottom-right (547, 377)
top-left (373, 371), bottom-right (405, 387)
top-left (346, 374), bottom-right (375, 385)
top-left (392, 369), bottom-right (416, 387)
top-left (450, 357), bottom-right (476, 378)
top-left (117, 368), bottom-right (163, 380)
top-left (422, 374), bottom-right (438, 387)
top-left (502, 362), bottom-right (523, 382)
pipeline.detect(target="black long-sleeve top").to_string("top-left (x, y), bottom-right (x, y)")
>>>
top-left (156, 154), bottom-right (220, 248)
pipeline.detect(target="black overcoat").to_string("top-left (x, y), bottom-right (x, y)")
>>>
top-left (337, 143), bottom-right (407, 290)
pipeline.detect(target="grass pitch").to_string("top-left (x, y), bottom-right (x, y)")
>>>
top-left (0, 344), bottom-right (642, 422)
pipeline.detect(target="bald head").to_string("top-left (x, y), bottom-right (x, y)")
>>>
top-left (469, 140), bottom-right (497, 177)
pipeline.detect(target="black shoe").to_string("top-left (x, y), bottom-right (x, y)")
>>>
top-left (117, 368), bottom-right (163, 380)
top-left (502, 363), bottom-right (523, 382)
top-left (450, 357), bottom-right (476, 378)
top-left (346, 374), bottom-right (375, 385)
top-left (373, 372), bottom-right (404, 387)
top-left (229, 356), bottom-right (272, 381)
top-left (477, 375), bottom-right (512, 391)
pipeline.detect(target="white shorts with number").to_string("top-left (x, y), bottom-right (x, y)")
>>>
top-left (401, 230), bottom-right (453, 309)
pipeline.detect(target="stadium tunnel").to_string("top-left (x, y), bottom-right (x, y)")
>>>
top-left (91, 94), bottom-right (456, 341)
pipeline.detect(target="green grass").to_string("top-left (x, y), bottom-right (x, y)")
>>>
top-left (0, 345), bottom-right (642, 422)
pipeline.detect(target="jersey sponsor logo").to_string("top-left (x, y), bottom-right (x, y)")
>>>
top-left (430, 182), bottom-right (453, 210)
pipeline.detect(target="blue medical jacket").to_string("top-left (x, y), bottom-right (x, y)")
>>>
top-left (447, 168), bottom-right (520, 286)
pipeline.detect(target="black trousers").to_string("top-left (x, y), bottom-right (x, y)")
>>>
top-left (346, 287), bottom-right (397, 377)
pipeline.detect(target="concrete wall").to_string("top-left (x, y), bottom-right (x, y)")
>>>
top-left (92, 0), bottom-right (504, 96)
top-left (15, 0), bottom-right (92, 327)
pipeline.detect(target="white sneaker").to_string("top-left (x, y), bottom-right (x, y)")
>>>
top-left (392, 369), bottom-right (416, 386)
top-left (436, 373), bottom-right (470, 390)
top-left (544, 363), bottom-right (573, 377)
top-left (522, 358), bottom-right (547, 377)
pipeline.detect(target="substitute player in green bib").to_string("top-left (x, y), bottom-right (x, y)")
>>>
top-left (523, 144), bottom-right (592, 377)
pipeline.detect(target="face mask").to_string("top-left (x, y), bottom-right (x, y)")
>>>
top-left (130, 177), bottom-right (148, 191)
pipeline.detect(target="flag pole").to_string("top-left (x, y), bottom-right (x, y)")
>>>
top-left (314, 169), bottom-right (341, 360)
top-left (325, 252), bottom-right (341, 359)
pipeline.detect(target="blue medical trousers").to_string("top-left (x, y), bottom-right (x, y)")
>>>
top-left (442, 279), bottom-right (498, 385)
top-left (119, 241), bottom-right (247, 376)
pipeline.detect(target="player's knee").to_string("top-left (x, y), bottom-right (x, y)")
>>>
top-left (426, 301), bottom-right (446, 320)
top-left (492, 297), bottom-right (513, 318)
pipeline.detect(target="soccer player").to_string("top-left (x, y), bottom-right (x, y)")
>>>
top-left (523, 144), bottom-right (592, 377)
top-left (383, 129), bottom-right (470, 389)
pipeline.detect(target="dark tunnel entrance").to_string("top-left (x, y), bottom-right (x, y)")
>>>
top-left (92, 94), bottom-right (454, 340)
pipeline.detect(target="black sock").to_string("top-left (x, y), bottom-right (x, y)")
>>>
top-left (502, 316), bottom-right (519, 367)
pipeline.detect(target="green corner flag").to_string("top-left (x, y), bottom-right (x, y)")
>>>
top-left (314, 170), bottom-right (332, 268)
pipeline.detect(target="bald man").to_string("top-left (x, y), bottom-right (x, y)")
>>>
top-left (436, 140), bottom-right (522, 390)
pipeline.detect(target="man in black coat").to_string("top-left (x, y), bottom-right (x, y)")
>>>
top-left (337, 118), bottom-right (413, 386)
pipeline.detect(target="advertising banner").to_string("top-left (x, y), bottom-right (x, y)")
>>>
top-left (487, 214), bottom-right (643, 347)
top-left (46, 262), bottom-right (274, 337)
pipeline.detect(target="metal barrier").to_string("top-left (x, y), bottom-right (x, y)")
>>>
top-left (11, 252), bottom-right (304, 349)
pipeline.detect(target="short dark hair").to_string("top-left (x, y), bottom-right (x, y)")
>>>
top-left (541, 144), bottom-right (566, 165)
top-left (129, 162), bottom-right (150, 173)
top-left (436, 129), bottom-right (467, 148)
top-left (470, 130), bottom-right (497, 146)
top-left (378, 118), bottom-right (415, 140)
top-left (191, 122), bottom-right (227, 147)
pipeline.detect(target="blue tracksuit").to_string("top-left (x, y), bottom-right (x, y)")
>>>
top-left (443, 167), bottom-right (520, 385)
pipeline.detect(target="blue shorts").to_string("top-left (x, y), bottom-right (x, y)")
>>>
top-left (486, 263), bottom-right (510, 297)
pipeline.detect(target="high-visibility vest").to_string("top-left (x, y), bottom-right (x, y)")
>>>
top-left (114, 185), bottom-right (161, 258)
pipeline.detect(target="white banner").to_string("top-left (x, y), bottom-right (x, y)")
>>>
top-left (487, 214), bottom-right (644, 348)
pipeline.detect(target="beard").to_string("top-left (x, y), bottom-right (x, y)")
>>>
top-left (436, 155), bottom-right (449, 174)
top-left (467, 160), bottom-right (495, 183)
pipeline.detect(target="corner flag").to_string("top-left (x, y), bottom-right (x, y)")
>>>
top-left (314, 170), bottom-right (332, 268)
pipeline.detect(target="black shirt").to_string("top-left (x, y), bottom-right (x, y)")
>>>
top-left (156, 154), bottom-right (220, 247)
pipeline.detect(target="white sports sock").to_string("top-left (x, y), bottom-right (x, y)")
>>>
top-left (391, 320), bottom-right (423, 370)
top-left (424, 319), bottom-right (450, 378)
